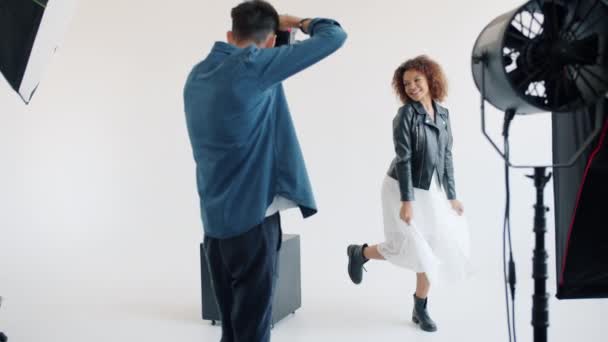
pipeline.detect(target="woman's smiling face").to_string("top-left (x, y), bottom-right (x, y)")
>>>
top-left (403, 69), bottom-right (430, 103)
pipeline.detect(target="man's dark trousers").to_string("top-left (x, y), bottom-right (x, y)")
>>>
top-left (203, 213), bottom-right (282, 342)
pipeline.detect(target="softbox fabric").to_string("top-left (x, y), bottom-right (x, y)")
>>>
top-left (553, 99), bottom-right (608, 299)
top-left (0, 0), bottom-right (77, 103)
top-left (0, 0), bottom-right (45, 92)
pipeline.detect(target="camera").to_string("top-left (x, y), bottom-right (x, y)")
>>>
top-left (275, 29), bottom-right (297, 46)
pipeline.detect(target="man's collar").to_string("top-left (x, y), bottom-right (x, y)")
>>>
top-left (211, 41), bottom-right (238, 54)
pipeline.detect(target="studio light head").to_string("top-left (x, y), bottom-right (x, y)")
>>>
top-left (472, 0), bottom-right (608, 115)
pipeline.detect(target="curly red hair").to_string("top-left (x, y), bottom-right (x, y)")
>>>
top-left (392, 55), bottom-right (448, 104)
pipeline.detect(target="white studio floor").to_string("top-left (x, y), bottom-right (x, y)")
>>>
top-left (1, 223), bottom-right (607, 342)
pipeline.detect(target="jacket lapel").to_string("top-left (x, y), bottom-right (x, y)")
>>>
top-left (412, 101), bottom-right (440, 130)
top-left (435, 102), bottom-right (449, 131)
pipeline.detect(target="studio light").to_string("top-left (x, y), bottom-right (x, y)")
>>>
top-left (471, 1), bottom-right (608, 341)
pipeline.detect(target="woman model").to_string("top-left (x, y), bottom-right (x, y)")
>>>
top-left (347, 55), bottom-right (471, 332)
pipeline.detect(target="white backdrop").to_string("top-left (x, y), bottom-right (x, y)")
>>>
top-left (1, 1), bottom-right (606, 341)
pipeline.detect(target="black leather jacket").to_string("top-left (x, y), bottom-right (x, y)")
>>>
top-left (387, 101), bottom-right (457, 201)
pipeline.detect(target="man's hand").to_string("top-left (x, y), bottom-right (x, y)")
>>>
top-left (279, 15), bottom-right (311, 33)
top-left (400, 201), bottom-right (413, 225)
top-left (450, 199), bottom-right (464, 216)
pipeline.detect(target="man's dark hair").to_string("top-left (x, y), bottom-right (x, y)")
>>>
top-left (231, 0), bottom-right (279, 43)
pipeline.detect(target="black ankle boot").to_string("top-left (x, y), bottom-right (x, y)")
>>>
top-left (412, 294), bottom-right (437, 332)
top-left (347, 244), bottom-right (368, 284)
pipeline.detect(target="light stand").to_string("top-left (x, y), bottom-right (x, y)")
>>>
top-left (0, 296), bottom-right (5, 342)
top-left (470, 3), bottom-right (608, 339)
top-left (529, 167), bottom-right (551, 342)
top-left (473, 50), bottom-right (605, 341)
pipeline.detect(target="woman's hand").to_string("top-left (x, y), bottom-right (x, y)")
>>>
top-left (400, 201), bottom-right (413, 225)
top-left (450, 199), bottom-right (464, 215)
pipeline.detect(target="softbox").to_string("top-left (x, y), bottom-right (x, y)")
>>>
top-left (553, 99), bottom-right (608, 299)
top-left (0, 0), bottom-right (77, 104)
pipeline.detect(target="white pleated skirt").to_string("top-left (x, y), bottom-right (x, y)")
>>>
top-left (377, 174), bottom-right (472, 284)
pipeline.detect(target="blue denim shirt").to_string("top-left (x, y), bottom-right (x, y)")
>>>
top-left (184, 18), bottom-right (347, 238)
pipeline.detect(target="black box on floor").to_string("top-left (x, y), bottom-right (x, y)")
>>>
top-left (200, 234), bottom-right (301, 326)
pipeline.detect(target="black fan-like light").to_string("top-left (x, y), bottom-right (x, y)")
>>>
top-left (472, 0), bottom-right (608, 114)
top-left (471, 2), bottom-right (608, 342)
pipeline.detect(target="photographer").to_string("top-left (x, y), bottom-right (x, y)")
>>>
top-left (183, 1), bottom-right (347, 341)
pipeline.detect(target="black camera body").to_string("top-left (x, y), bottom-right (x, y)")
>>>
top-left (275, 29), bottom-right (297, 47)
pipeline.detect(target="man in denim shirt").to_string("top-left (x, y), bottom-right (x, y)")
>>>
top-left (183, 1), bottom-right (346, 341)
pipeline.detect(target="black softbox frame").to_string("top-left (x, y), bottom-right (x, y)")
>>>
top-left (0, 0), bottom-right (76, 104)
top-left (0, 0), bottom-right (45, 102)
top-left (553, 99), bottom-right (608, 299)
